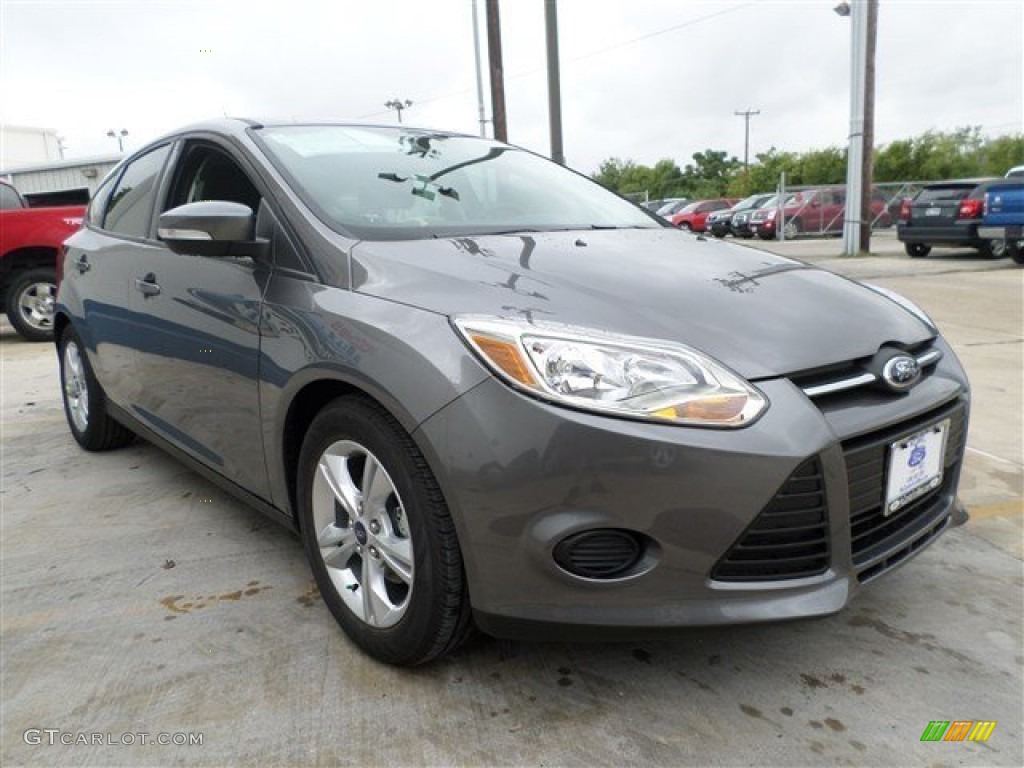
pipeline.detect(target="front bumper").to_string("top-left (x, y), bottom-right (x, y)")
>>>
top-left (414, 341), bottom-right (970, 640)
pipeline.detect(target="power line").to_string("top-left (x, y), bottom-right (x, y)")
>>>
top-left (354, 3), bottom-right (753, 120)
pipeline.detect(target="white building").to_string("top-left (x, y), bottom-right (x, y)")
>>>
top-left (2, 125), bottom-right (63, 166)
top-left (1, 125), bottom-right (121, 204)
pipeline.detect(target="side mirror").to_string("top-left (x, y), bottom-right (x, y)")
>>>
top-left (158, 201), bottom-right (268, 258)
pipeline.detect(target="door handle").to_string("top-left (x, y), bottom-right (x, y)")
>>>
top-left (75, 255), bottom-right (91, 274)
top-left (134, 273), bottom-right (161, 297)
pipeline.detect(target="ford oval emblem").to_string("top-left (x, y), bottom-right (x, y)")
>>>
top-left (882, 355), bottom-right (921, 392)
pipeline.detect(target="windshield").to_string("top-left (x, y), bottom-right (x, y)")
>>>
top-left (735, 194), bottom-right (766, 210)
top-left (255, 125), bottom-right (661, 240)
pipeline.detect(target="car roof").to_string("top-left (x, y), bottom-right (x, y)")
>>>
top-left (144, 117), bottom-right (477, 147)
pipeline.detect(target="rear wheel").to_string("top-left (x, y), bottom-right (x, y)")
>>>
top-left (905, 243), bottom-right (931, 258)
top-left (296, 396), bottom-right (471, 665)
top-left (977, 239), bottom-right (1006, 259)
top-left (6, 267), bottom-right (56, 342)
top-left (59, 328), bottom-right (134, 450)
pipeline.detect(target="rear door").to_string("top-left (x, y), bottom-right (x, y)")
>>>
top-left (64, 144), bottom-right (174, 408)
top-left (125, 138), bottom-right (272, 498)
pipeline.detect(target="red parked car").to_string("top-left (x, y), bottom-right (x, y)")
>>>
top-left (0, 180), bottom-right (85, 341)
top-left (751, 186), bottom-right (892, 240)
top-left (669, 198), bottom-right (737, 232)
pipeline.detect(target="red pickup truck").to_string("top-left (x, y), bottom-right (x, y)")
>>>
top-left (1, 180), bottom-right (84, 341)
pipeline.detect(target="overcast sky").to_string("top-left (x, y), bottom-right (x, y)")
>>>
top-left (2, 0), bottom-right (1021, 174)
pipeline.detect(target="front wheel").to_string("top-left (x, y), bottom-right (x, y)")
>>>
top-left (782, 218), bottom-right (802, 240)
top-left (59, 328), bottom-right (134, 450)
top-left (6, 267), bottom-right (56, 342)
top-left (905, 243), bottom-right (931, 258)
top-left (296, 396), bottom-right (471, 665)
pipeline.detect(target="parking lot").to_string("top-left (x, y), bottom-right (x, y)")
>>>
top-left (2, 236), bottom-right (1021, 767)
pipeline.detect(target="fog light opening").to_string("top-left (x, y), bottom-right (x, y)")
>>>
top-left (553, 529), bottom-right (648, 580)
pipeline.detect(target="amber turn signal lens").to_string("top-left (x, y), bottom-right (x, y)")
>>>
top-left (469, 334), bottom-right (539, 388)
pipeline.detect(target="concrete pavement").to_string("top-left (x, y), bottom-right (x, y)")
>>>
top-left (2, 239), bottom-right (1021, 767)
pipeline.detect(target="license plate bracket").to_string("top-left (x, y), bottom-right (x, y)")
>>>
top-left (884, 419), bottom-right (949, 515)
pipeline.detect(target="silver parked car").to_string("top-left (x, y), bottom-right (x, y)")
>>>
top-left (57, 120), bottom-right (970, 665)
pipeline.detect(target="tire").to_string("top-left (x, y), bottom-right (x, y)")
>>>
top-left (679, 222), bottom-right (692, 231)
top-left (59, 327), bottom-right (135, 451)
top-left (6, 267), bottom-right (57, 342)
top-left (905, 243), bottom-right (931, 258)
top-left (1008, 239), bottom-right (1024, 265)
top-left (977, 239), bottom-right (1006, 259)
top-left (782, 218), bottom-right (802, 240)
top-left (296, 396), bottom-right (471, 665)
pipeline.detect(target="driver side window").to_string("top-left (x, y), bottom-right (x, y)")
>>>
top-left (165, 144), bottom-right (261, 212)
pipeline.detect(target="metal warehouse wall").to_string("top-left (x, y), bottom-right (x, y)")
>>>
top-left (1, 156), bottom-right (120, 198)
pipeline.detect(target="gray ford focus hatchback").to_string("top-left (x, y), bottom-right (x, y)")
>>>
top-left (57, 120), bottom-right (969, 665)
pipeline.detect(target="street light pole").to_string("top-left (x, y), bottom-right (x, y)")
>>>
top-left (471, 0), bottom-right (488, 136)
top-left (385, 99), bottom-right (413, 123)
top-left (837, 0), bottom-right (865, 256)
top-left (734, 108), bottom-right (760, 172)
top-left (106, 128), bottom-right (128, 153)
top-left (860, 0), bottom-right (878, 254)
top-left (545, 0), bottom-right (564, 165)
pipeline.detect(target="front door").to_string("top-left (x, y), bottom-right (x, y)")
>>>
top-left (127, 140), bottom-right (271, 499)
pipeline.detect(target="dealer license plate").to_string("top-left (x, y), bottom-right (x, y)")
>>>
top-left (884, 420), bottom-right (949, 515)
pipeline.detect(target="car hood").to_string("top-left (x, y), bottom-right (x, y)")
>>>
top-left (349, 228), bottom-right (933, 380)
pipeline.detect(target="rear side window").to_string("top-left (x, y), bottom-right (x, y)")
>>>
top-left (914, 185), bottom-right (973, 203)
top-left (0, 183), bottom-right (24, 210)
top-left (103, 144), bottom-right (172, 238)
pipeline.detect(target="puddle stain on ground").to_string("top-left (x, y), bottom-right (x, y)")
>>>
top-left (847, 614), bottom-right (975, 665)
top-left (296, 582), bottom-right (320, 607)
top-left (799, 672), bottom-right (868, 695)
top-left (160, 581), bottom-right (270, 614)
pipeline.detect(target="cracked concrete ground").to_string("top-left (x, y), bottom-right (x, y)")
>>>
top-left (2, 235), bottom-right (1021, 767)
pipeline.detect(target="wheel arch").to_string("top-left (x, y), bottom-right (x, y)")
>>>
top-left (279, 375), bottom-right (433, 532)
top-left (1, 245), bottom-right (58, 278)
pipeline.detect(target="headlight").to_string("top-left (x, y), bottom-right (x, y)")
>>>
top-left (453, 317), bottom-right (767, 428)
top-left (862, 284), bottom-right (937, 332)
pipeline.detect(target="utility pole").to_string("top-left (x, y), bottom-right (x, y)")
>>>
top-left (545, 0), bottom-right (564, 165)
top-left (734, 108), bottom-right (760, 172)
top-left (859, 0), bottom-right (878, 254)
top-left (385, 99), bottom-right (413, 123)
top-left (486, 0), bottom-right (508, 142)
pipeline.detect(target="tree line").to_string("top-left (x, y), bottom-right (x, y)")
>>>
top-left (592, 128), bottom-right (1024, 201)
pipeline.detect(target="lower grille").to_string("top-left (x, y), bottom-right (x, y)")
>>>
top-left (711, 459), bottom-right (830, 582)
top-left (843, 398), bottom-right (967, 581)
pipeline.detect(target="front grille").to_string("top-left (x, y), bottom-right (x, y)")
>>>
top-left (843, 398), bottom-right (967, 581)
top-left (711, 459), bottom-right (830, 582)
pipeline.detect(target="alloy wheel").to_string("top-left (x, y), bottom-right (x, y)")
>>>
top-left (63, 340), bottom-right (90, 433)
top-left (311, 440), bottom-right (414, 628)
